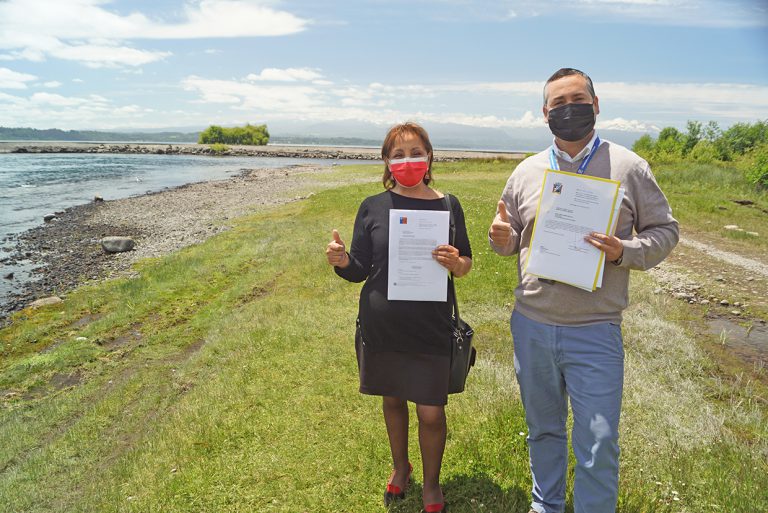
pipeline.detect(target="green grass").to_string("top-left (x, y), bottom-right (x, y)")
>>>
top-left (654, 162), bottom-right (768, 251)
top-left (0, 160), bottom-right (766, 512)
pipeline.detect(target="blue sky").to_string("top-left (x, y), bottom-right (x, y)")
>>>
top-left (0, 0), bottom-right (766, 137)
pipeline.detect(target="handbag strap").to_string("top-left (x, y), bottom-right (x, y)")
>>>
top-left (442, 194), bottom-right (461, 321)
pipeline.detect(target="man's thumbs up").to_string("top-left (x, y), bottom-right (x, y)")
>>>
top-left (326, 229), bottom-right (349, 268)
top-left (497, 200), bottom-right (510, 223)
top-left (490, 200), bottom-right (513, 247)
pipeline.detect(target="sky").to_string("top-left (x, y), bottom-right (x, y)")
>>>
top-left (0, 0), bottom-right (767, 139)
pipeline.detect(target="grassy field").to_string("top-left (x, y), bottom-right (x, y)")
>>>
top-left (654, 162), bottom-right (768, 252)
top-left (0, 160), bottom-right (766, 512)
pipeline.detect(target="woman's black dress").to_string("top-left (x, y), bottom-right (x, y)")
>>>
top-left (335, 190), bottom-right (472, 405)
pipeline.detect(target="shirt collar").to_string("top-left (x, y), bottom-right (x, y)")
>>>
top-left (551, 131), bottom-right (599, 164)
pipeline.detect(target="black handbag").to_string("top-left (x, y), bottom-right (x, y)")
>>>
top-left (443, 194), bottom-right (477, 394)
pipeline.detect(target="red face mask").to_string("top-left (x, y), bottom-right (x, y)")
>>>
top-left (389, 157), bottom-right (429, 187)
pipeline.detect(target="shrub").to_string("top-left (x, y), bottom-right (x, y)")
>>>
top-left (209, 143), bottom-right (230, 154)
top-left (744, 142), bottom-right (768, 190)
top-left (688, 140), bottom-right (719, 164)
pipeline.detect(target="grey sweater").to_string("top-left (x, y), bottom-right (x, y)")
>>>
top-left (490, 139), bottom-right (679, 326)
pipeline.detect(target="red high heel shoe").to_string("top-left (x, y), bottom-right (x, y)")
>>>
top-left (383, 462), bottom-right (413, 506)
top-left (423, 503), bottom-right (446, 513)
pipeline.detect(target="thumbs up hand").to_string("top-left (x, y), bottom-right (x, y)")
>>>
top-left (489, 200), bottom-right (513, 247)
top-left (326, 229), bottom-right (350, 268)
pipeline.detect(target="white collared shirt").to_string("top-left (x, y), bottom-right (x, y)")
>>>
top-left (551, 131), bottom-right (599, 164)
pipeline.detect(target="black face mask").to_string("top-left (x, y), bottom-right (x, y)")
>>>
top-left (547, 103), bottom-right (596, 142)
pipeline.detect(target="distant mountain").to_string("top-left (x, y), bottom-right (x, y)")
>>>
top-left (0, 126), bottom-right (198, 143)
top-left (269, 120), bottom-right (523, 151)
top-left (1, 122), bottom-right (654, 152)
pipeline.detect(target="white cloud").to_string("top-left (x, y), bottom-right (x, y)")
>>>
top-left (0, 90), bottom-right (162, 129)
top-left (182, 75), bottom-right (324, 111)
top-left (51, 43), bottom-right (171, 68)
top-left (43, 81), bottom-right (62, 88)
top-left (429, 0), bottom-right (767, 28)
top-left (596, 81), bottom-right (768, 113)
top-left (178, 72), bottom-right (768, 131)
top-left (30, 92), bottom-right (90, 107)
top-left (246, 68), bottom-right (324, 82)
top-left (0, 0), bottom-right (310, 68)
top-left (416, 110), bottom-right (546, 129)
top-left (0, 67), bottom-right (36, 89)
top-left (597, 117), bottom-right (660, 132)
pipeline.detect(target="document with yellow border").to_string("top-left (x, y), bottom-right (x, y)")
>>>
top-left (524, 169), bottom-right (621, 291)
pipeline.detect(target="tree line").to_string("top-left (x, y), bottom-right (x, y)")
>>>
top-left (198, 124), bottom-right (269, 146)
top-left (633, 120), bottom-right (768, 189)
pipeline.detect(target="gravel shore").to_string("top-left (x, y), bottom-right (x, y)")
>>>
top-left (0, 141), bottom-right (527, 161)
top-left (1, 163), bottom-right (371, 321)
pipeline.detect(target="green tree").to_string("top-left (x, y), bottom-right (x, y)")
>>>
top-left (197, 124), bottom-right (270, 146)
top-left (683, 120), bottom-right (702, 155)
top-left (655, 127), bottom-right (684, 160)
top-left (632, 134), bottom-right (655, 158)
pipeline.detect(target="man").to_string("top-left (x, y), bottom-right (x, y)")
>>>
top-left (488, 68), bottom-right (679, 513)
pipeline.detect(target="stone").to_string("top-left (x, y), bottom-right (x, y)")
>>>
top-left (746, 231), bottom-right (759, 237)
top-left (720, 299), bottom-right (730, 306)
top-left (94, 196), bottom-right (104, 203)
top-left (29, 296), bottom-right (63, 308)
top-left (43, 214), bottom-right (57, 222)
top-left (700, 299), bottom-right (710, 305)
top-left (724, 225), bottom-right (739, 230)
top-left (731, 310), bottom-right (741, 316)
top-left (101, 236), bottom-right (135, 253)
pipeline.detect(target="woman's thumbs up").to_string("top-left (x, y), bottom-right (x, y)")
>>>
top-left (326, 229), bottom-right (350, 268)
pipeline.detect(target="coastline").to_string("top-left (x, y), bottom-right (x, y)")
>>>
top-left (0, 141), bottom-right (528, 161)
top-left (0, 163), bottom-right (377, 321)
top-left (0, 145), bottom-right (526, 322)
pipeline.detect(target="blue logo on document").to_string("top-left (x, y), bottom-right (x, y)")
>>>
top-left (399, 216), bottom-right (408, 224)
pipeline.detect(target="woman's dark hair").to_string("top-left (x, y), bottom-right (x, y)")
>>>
top-left (381, 121), bottom-right (434, 189)
top-left (543, 68), bottom-right (595, 105)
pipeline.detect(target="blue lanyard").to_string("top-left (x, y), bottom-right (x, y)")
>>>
top-left (549, 136), bottom-right (601, 174)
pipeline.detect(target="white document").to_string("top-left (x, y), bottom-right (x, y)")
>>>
top-left (387, 209), bottom-right (449, 302)
top-left (524, 169), bottom-right (621, 291)
top-left (593, 187), bottom-right (625, 290)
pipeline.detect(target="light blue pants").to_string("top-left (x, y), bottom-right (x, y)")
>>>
top-left (511, 310), bottom-right (624, 513)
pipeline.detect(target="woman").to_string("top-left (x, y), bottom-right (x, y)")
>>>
top-left (325, 122), bottom-right (472, 513)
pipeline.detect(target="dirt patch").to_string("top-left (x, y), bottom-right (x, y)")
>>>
top-left (235, 275), bottom-right (281, 306)
top-left (49, 371), bottom-right (83, 390)
top-left (69, 313), bottom-right (105, 329)
top-left (650, 231), bottom-right (768, 378)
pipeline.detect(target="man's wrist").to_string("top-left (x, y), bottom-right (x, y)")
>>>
top-left (611, 248), bottom-right (624, 265)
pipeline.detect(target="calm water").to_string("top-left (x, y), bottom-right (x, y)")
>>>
top-left (0, 153), bottom-right (369, 301)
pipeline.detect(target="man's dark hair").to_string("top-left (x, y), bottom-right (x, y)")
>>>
top-left (543, 68), bottom-right (595, 105)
